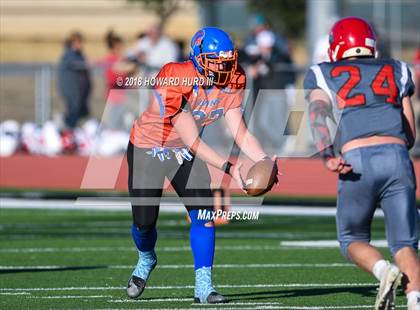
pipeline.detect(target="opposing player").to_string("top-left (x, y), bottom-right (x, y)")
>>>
top-left (304, 17), bottom-right (420, 310)
top-left (126, 27), bottom-right (275, 303)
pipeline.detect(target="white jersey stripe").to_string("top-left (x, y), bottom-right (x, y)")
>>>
top-left (399, 61), bottom-right (409, 98)
top-left (311, 65), bottom-right (334, 102)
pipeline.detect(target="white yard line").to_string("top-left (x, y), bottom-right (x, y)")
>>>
top-left (0, 282), bottom-right (376, 292)
top-left (109, 263), bottom-right (354, 269)
top-left (29, 295), bottom-right (112, 299)
top-left (0, 197), bottom-right (386, 217)
top-left (280, 240), bottom-right (389, 248)
top-left (0, 245), bottom-right (284, 254)
top-left (0, 263), bottom-right (353, 270)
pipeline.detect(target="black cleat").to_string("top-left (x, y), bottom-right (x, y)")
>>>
top-left (126, 275), bottom-right (146, 299)
top-left (194, 291), bottom-right (228, 304)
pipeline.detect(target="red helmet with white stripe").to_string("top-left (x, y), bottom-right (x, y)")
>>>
top-left (328, 16), bottom-right (377, 62)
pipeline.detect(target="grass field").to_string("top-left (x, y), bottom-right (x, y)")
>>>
top-left (0, 206), bottom-right (407, 309)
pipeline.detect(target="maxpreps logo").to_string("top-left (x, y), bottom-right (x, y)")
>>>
top-left (192, 29), bottom-right (205, 49)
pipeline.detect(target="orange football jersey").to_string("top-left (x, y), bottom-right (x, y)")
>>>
top-left (130, 60), bottom-right (246, 148)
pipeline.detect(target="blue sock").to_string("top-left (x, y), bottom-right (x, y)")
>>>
top-left (131, 224), bottom-right (157, 280)
top-left (131, 223), bottom-right (157, 252)
top-left (189, 209), bottom-right (215, 300)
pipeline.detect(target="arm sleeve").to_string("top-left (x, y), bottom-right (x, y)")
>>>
top-left (308, 99), bottom-right (335, 159)
top-left (304, 66), bottom-right (335, 159)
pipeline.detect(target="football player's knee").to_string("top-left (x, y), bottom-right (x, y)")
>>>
top-left (339, 240), bottom-right (351, 260)
top-left (389, 240), bottom-right (419, 257)
top-left (132, 212), bottom-right (158, 230)
top-left (338, 237), bottom-right (370, 261)
top-left (133, 222), bottom-right (155, 233)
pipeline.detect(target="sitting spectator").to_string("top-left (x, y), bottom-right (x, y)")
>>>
top-left (58, 31), bottom-right (91, 129)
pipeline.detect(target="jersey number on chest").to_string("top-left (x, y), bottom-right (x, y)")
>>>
top-left (192, 107), bottom-right (224, 121)
top-left (330, 64), bottom-right (398, 109)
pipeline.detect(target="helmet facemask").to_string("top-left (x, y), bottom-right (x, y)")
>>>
top-left (195, 50), bottom-right (238, 86)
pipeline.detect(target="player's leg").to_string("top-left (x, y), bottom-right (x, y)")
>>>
top-left (395, 248), bottom-right (420, 310)
top-left (126, 142), bottom-right (165, 298)
top-left (337, 148), bottom-right (383, 268)
top-left (169, 155), bottom-right (226, 304)
top-left (380, 144), bottom-right (420, 310)
top-left (337, 147), bottom-right (400, 310)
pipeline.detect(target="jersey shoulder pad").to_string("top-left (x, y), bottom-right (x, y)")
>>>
top-left (303, 65), bottom-right (318, 90)
top-left (159, 61), bottom-right (196, 79)
top-left (303, 64), bottom-right (333, 100)
top-left (229, 64), bottom-right (246, 89)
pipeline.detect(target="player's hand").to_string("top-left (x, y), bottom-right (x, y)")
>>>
top-left (325, 156), bottom-right (352, 174)
top-left (230, 162), bottom-right (246, 192)
top-left (271, 155), bottom-right (281, 187)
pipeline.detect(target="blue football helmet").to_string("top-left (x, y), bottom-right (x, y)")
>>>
top-left (190, 27), bottom-right (237, 86)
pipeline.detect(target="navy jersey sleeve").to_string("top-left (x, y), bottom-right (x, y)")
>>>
top-left (397, 61), bottom-right (415, 98)
top-left (303, 64), bottom-right (335, 103)
top-left (403, 63), bottom-right (415, 98)
top-left (303, 67), bottom-right (320, 100)
top-left (303, 67), bottom-right (318, 100)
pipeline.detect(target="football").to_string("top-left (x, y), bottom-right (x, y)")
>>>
top-left (244, 158), bottom-right (278, 196)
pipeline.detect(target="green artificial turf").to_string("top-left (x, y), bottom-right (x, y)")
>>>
top-left (0, 207), bottom-right (408, 309)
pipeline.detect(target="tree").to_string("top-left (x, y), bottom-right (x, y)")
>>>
top-left (247, 0), bottom-right (306, 38)
top-left (127, 0), bottom-right (182, 28)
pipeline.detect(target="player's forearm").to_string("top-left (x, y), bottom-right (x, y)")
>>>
top-left (171, 112), bottom-right (226, 169)
top-left (236, 132), bottom-right (267, 162)
top-left (309, 99), bottom-right (335, 160)
top-left (225, 108), bottom-right (267, 162)
top-left (189, 138), bottom-right (227, 169)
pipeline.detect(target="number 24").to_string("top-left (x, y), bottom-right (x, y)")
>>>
top-left (330, 64), bottom-right (398, 109)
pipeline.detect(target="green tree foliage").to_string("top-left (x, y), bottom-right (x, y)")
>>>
top-left (127, 0), bottom-right (181, 28)
top-left (247, 0), bottom-right (306, 38)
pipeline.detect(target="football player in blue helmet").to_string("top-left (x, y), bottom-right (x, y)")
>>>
top-left (190, 27), bottom-right (238, 86)
top-left (126, 26), bottom-right (277, 305)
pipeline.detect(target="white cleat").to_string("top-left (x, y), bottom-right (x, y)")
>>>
top-left (407, 297), bottom-right (420, 310)
top-left (374, 263), bottom-right (402, 310)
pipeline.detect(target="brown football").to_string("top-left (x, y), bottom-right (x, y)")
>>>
top-left (244, 158), bottom-right (278, 196)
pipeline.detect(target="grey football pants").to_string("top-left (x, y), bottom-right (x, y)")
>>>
top-left (337, 143), bottom-right (419, 258)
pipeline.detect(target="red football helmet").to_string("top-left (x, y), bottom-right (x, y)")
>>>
top-left (328, 17), bottom-right (377, 62)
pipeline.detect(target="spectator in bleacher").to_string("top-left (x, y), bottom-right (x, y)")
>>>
top-left (312, 17), bottom-right (339, 65)
top-left (244, 15), bottom-right (290, 64)
top-left (126, 25), bottom-right (179, 118)
top-left (129, 24), bottom-right (179, 74)
top-left (244, 16), bottom-right (296, 107)
top-left (97, 31), bottom-right (136, 131)
top-left (58, 31), bottom-right (91, 129)
top-left (244, 28), bottom-right (296, 154)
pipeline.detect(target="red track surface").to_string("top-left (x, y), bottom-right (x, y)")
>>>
top-left (1, 155), bottom-right (420, 198)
